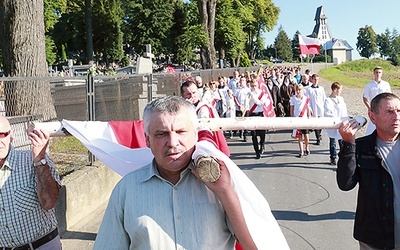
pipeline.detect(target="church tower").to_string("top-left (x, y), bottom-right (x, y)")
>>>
top-left (311, 6), bottom-right (332, 43)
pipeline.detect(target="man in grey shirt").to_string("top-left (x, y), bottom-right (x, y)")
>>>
top-left (337, 93), bottom-right (400, 249)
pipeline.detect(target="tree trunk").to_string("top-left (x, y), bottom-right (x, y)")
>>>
top-left (85, 0), bottom-right (94, 65)
top-left (197, 0), bottom-right (216, 69)
top-left (0, 0), bottom-right (57, 121)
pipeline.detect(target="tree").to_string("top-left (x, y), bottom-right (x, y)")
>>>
top-left (376, 28), bottom-right (392, 59)
top-left (197, 0), bottom-right (217, 69)
top-left (122, 0), bottom-right (175, 56)
top-left (389, 29), bottom-right (400, 66)
top-left (85, 0), bottom-right (94, 64)
top-left (44, 0), bottom-right (67, 65)
top-left (356, 25), bottom-right (378, 59)
top-left (241, 0), bottom-right (279, 60)
top-left (92, 0), bottom-right (124, 66)
top-left (214, 0), bottom-right (246, 67)
top-left (291, 31), bottom-right (301, 62)
top-left (53, 0), bottom-right (86, 64)
top-left (0, 0), bottom-right (57, 120)
top-left (274, 26), bottom-right (292, 61)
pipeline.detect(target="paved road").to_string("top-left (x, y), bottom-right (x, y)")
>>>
top-left (61, 129), bottom-right (359, 249)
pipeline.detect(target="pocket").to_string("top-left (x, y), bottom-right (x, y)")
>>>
top-left (13, 186), bottom-right (39, 213)
top-left (194, 203), bottom-right (230, 246)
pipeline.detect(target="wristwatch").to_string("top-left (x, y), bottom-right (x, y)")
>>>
top-left (33, 158), bottom-right (47, 167)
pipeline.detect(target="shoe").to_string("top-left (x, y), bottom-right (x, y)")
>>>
top-left (315, 141), bottom-right (320, 145)
top-left (296, 154), bottom-right (303, 158)
top-left (305, 150), bottom-right (310, 156)
top-left (243, 137), bottom-right (247, 142)
top-left (330, 159), bottom-right (337, 165)
top-left (256, 153), bottom-right (261, 159)
top-left (260, 146), bottom-right (265, 154)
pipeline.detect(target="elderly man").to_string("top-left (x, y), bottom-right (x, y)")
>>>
top-left (337, 93), bottom-right (400, 249)
top-left (93, 96), bottom-right (257, 249)
top-left (0, 116), bottom-right (61, 249)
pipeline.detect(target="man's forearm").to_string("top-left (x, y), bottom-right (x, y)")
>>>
top-left (35, 165), bottom-right (60, 210)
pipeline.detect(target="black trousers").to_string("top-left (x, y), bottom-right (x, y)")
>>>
top-left (249, 112), bottom-right (265, 154)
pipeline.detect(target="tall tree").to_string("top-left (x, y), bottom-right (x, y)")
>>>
top-left (122, 0), bottom-right (175, 56)
top-left (274, 26), bottom-right (292, 61)
top-left (0, 0), bottom-right (57, 120)
top-left (356, 25), bottom-right (378, 59)
top-left (376, 28), bottom-right (392, 59)
top-left (241, 0), bottom-right (279, 60)
top-left (291, 31), bottom-right (301, 62)
top-left (53, 0), bottom-right (86, 64)
top-left (92, 0), bottom-right (124, 66)
top-left (44, 0), bottom-right (66, 65)
top-left (214, 0), bottom-right (246, 67)
top-left (197, 0), bottom-right (217, 69)
top-left (389, 28), bottom-right (400, 66)
top-left (85, 0), bottom-right (94, 64)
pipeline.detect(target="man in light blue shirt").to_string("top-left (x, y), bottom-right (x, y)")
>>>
top-left (94, 96), bottom-right (256, 249)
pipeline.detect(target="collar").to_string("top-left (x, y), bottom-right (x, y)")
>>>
top-left (311, 85), bottom-right (319, 88)
top-left (1, 147), bottom-right (15, 171)
top-left (141, 158), bottom-right (193, 184)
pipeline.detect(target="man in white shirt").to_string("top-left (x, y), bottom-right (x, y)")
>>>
top-left (306, 74), bottom-right (326, 145)
top-left (363, 66), bottom-right (391, 135)
top-left (93, 96), bottom-right (257, 249)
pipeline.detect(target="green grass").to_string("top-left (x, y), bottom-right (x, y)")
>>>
top-left (319, 58), bottom-right (400, 88)
top-left (50, 136), bottom-right (87, 154)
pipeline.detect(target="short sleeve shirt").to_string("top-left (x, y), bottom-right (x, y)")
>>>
top-left (0, 147), bottom-right (61, 247)
top-left (94, 160), bottom-right (235, 249)
top-left (363, 80), bottom-right (391, 102)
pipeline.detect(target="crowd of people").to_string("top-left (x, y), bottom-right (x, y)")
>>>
top-left (0, 64), bottom-right (399, 250)
top-left (183, 65), bottom-right (350, 164)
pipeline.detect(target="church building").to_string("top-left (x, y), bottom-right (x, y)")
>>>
top-left (310, 6), bottom-right (353, 64)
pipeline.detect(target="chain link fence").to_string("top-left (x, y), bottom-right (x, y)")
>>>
top-left (0, 66), bottom-right (260, 150)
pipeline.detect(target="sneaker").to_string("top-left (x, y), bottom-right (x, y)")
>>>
top-left (330, 159), bottom-right (337, 165)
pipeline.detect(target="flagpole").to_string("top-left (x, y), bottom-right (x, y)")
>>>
top-left (34, 117), bottom-right (367, 137)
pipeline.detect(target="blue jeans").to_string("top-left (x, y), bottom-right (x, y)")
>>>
top-left (329, 137), bottom-right (342, 160)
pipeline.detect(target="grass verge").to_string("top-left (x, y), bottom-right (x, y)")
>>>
top-left (319, 58), bottom-right (400, 88)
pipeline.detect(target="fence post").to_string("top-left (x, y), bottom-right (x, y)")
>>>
top-left (86, 73), bottom-right (95, 165)
top-left (147, 74), bottom-right (153, 102)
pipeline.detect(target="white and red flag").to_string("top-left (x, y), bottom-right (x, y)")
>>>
top-left (60, 119), bottom-right (289, 249)
top-left (298, 34), bottom-right (321, 55)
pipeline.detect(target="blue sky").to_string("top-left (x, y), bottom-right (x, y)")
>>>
top-left (263, 0), bottom-right (400, 60)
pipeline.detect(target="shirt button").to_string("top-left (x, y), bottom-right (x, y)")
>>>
top-left (177, 215), bottom-right (181, 220)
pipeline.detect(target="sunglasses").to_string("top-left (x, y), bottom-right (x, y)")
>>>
top-left (0, 130), bottom-right (11, 139)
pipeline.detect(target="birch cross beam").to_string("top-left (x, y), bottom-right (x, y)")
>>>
top-left (33, 116), bottom-right (367, 137)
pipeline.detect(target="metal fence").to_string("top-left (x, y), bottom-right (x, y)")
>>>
top-left (49, 66), bottom-right (259, 121)
top-left (0, 66), bottom-right (260, 145)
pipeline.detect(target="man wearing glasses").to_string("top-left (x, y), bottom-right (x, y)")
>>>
top-left (0, 115), bottom-right (61, 250)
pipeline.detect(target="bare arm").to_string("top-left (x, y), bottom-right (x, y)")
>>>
top-left (192, 160), bottom-right (257, 249)
top-left (362, 97), bottom-right (370, 110)
top-left (28, 127), bottom-right (60, 210)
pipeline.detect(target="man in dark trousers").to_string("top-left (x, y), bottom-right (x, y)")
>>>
top-left (337, 92), bottom-right (400, 250)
